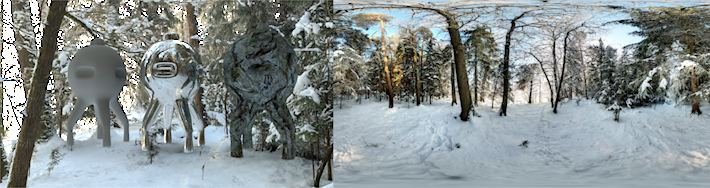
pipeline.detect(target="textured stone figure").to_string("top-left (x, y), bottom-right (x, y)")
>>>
top-left (140, 34), bottom-right (204, 153)
top-left (66, 39), bottom-right (129, 148)
top-left (224, 25), bottom-right (298, 159)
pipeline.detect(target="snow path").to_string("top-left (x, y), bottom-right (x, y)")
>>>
top-left (2, 115), bottom-right (316, 188)
top-left (335, 100), bottom-right (710, 187)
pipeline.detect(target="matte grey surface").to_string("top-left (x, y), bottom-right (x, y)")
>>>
top-left (65, 38), bottom-right (129, 148)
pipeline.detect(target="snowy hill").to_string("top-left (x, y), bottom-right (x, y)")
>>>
top-left (335, 100), bottom-right (710, 187)
top-left (1, 116), bottom-right (316, 188)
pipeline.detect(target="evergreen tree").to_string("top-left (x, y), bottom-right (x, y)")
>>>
top-left (464, 26), bottom-right (497, 106)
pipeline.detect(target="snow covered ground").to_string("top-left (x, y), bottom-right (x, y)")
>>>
top-left (1, 112), bottom-right (323, 188)
top-left (335, 99), bottom-right (710, 187)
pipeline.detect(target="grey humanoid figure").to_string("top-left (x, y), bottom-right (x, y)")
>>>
top-left (140, 33), bottom-right (204, 153)
top-left (65, 38), bottom-right (129, 148)
top-left (224, 25), bottom-right (299, 159)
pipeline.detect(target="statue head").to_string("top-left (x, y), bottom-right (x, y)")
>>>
top-left (224, 25), bottom-right (298, 104)
top-left (141, 34), bottom-right (200, 96)
top-left (68, 38), bottom-right (126, 99)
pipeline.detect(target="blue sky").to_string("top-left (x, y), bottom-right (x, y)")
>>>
top-left (339, 0), bottom-right (707, 54)
top-left (347, 7), bottom-right (643, 52)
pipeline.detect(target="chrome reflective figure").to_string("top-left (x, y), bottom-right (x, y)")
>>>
top-left (140, 34), bottom-right (203, 153)
top-left (65, 38), bottom-right (129, 148)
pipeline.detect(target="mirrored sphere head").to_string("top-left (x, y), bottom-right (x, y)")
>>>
top-left (141, 40), bottom-right (200, 95)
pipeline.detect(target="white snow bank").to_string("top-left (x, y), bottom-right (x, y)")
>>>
top-left (2, 120), bottom-right (314, 187)
top-left (206, 111), bottom-right (226, 126)
top-left (679, 60), bottom-right (698, 69)
top-left (335, 99), bottom-right (710, 187)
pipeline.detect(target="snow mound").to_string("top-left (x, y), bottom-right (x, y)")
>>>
top-left (335, 100), bottom-right (710, 187)
top-left (2, 120), bottom-right (314, 187)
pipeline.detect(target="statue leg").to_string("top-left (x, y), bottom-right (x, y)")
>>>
top-left (176, 99), bottom-right (193, 153)
top-left (66, 99), bottom-right (89, 149)
top-left (163, 103), bottom-right (174, 144)
top-left (141, 100), bottom-right (160, 151)
top-left (188, 99), bottom-right (205, 146)
top-left (110, 98), bottom-right (130, 142)
top-left (230, 108), bottom-right (249, 158)
top-left (96, 98), bottom-right (112, 147)
top-left (96, 104), bottom-right (103, 140)
top-left (164, 128), bottom-right (172, 144)
top-left (242, 112), bottom-right (254, 150)
top-left (271, 102), bottom-right (296, 160)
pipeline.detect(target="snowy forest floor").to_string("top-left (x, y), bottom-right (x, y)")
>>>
top-left (1, 111), bottom-right (321, 188)
top-left (335, 99), bottom-right (710, 187)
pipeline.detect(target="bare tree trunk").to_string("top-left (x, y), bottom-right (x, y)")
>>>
top-left (183, 2), bottom-right (207, 145)
top-left (12, 0), bottom-right (37, 98)
top-left (313, 144), bottom-right (333, 187)
top-left (551, 39), bottom-right (559, 109)
top-left (473, 56), bottom-right (478, 106)
top-left (379, 19), bottom-right (394, 108)
top-left (553, 32), bottom-right (568, 114)
top-left (531, 53), bottom-right (555, 107)
top-left (326, 128), bottom-right (333, 181)
top-left (553, 25), bottom-right (583, 113)
top-left (582, 58), bottom-right (589, 99)
top-left (491, 78), bottom-right (498, 109)
top-left (438, 11), bottom-right (473, 121)
top-left (450, 61), bottom-right (457, 106)
top-left (500, 12), bottom-right (529, 116)
top-left (691, 67), bottom-right (702, 114)
top-left (8, 1), bottom-right (67, 187)
top-left (0, 4), bottom-right (4, 182)
top-left (528, 80), bottom-right (533, 104)
top-left (415, 49), bottom-right (421, 106)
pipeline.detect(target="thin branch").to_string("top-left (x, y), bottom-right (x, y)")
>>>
top-left (63, 13), bottom-right (101, 38)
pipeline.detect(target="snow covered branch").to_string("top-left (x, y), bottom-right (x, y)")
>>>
top-left (63, 13), bottom-right (101, 38)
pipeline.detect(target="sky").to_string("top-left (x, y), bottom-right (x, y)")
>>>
top-left (346, 7), bottom-right (646, 50)
top-left (337, 0), bottom-right (707, 52)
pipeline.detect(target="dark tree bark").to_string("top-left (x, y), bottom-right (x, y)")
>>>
top-left (553, 33), bottom-right (568, 113)
top-left (342, 5), bottom-right (473, 120)
top-left (415, 49), bottom-right (422, 106)
top-left (439, 11), bottom-right (473, 121)
top-left (0, 3), bottom-right (4, 183)
top-left (8, 1), bottom-right (68, 187)
top-left (552, 24), bottom-right (584, 114)
top-left (553, 24), bottom-right (584, 113)
top-left (182, 2), bottom-right (208, 145)
top-left (450, 61), bottom-right (457, 106)
top-left (531, 53), bottom-right (555, 105)
top-left (500, 11), bottom-right (529, 116)
top-left (691, 67), bottom-right (702, 114)
top-left (551, 40), bottom-right (559, 108)
top-left (313, 145), bottom-right (333, 187)
top-left (528, 80), bottom-right (533, 104)
top-left (473, 56), bottom-right (478, 106)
